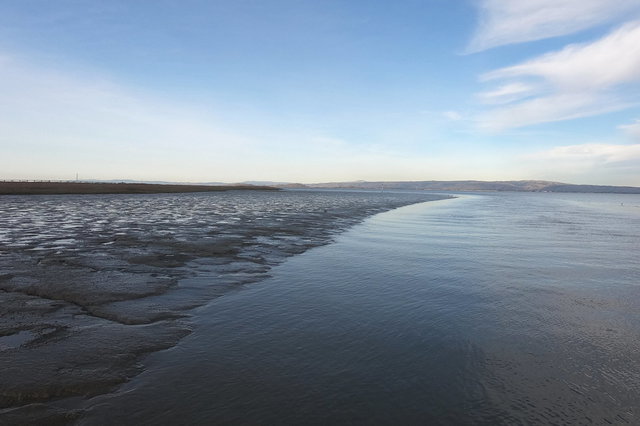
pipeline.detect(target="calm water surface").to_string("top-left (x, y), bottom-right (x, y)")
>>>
top-left (83, 192), bottom-right (640, 425)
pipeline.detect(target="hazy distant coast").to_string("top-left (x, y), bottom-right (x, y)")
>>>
top-left (0, 181), bottom-right (279, 195)
top-left (5, 179), bottom-right (638, 196)
top-left (276, 180), bottom-right (640, 194)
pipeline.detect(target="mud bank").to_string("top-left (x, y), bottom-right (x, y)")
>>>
top-left (0, 190), bottom-right (448, 424)
top-left (0, 181), bottom-right (278, 195)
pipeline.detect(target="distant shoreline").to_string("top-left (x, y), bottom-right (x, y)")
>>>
top-left (280, 180), bottom-right (640, 194)
top-left (0, 181), bottom-right (280, 195)
top-left (4, 180), bottom-right (640, 195)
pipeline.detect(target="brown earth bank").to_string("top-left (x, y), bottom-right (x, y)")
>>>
top-left (0, 182), bottom-right (279, 195)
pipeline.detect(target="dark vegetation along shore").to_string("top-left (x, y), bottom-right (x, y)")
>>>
top-left (0, 189), bottom-right (449, 424)
top-left (0, 181), bottom-right (278, 195)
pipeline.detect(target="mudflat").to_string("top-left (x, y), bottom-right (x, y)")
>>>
top-left (0, 190), bottom-right (448, 424)
top-left (0, 181), bottom-right (278, 195)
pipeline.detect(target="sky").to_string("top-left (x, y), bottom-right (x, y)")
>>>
top-left (1, 0), bottom-right (640, 185)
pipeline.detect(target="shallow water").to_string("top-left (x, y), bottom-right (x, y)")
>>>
top-left (80, 192), bottom-right (640, 425)
top-left (0, 190), bottom-right (446, 415)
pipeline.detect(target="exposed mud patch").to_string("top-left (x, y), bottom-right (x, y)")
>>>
top-left (0, 189), bottom-right (449, 423)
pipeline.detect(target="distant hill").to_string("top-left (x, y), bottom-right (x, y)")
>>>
top-left (278, 180), bottom-right (640, 194)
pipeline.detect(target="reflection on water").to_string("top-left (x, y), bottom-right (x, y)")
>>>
top-left (81, 192), bottom-right (640, 425)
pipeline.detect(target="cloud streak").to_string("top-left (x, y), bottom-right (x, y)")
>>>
top-left (482, 22), bottom-right (640, 89)
top-left (529, 143), bottom-right (640, 164)
top-left (467, 0), bottom-right (640, 52)
top-left (521, 142), bottom-right (640, 185)
top-left (477, 82), bottom-right (536, 105)
top-left (0, 54), bottom-right (270, 181)
top-left (443, 110), bottom-right (462, 121)
top-left (619, 119), bottom-right (640, 141)
top-left (0, 52), bottom-right (455, 183)
top-left (478, 21), bottom-right (640, 130)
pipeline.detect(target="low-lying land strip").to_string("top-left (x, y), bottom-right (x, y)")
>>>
top-left (0, 181), bottom-right (278, 195)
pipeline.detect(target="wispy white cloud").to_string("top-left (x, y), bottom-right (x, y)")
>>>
top-left (443, 110), bottom-right (462, 121)
top-left (477, 82), bottom-right (536, 105)
top-left (521, 142), bottom-right (640, 185)
top-left (0, 53), bottom-right (273, 181)
top-left (482, 22), bottom-right (640, 89)
top-left (529, 143), bottom-right (640, 164)
top-left (619, 119), bottom-right (640, 140)
top-left (467, 0), bottom-right (640, 52)
top-left (1, 52), bottom-right (477, 183)
top-left (478, 22), bottom-right (640, 130)
top-left (478, 93), bottom-right (634, 131)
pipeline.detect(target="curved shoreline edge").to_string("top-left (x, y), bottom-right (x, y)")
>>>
top-left (0, 191), bottom-right (451, 424)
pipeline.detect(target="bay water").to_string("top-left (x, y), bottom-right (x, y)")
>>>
top-left (82, 192), bottom-right (640, 425)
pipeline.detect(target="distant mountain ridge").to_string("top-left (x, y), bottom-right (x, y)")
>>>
top-left (276, 180), bottom-right (640, 194)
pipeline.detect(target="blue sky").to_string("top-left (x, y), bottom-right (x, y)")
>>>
top-left (1, 0), bottom-right (639, 185)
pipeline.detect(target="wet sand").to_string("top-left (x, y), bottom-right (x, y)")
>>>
top-left (0, 190), bottom-right (448, 424)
